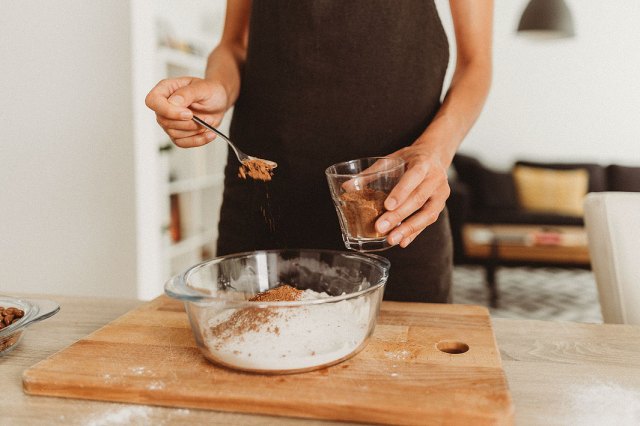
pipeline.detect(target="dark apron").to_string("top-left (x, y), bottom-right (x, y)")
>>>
top-left (217, 0), bottom-right (452, 303)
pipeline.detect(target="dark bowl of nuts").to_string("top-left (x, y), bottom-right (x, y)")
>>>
top-left (0, 296), bottom-right (60, 356)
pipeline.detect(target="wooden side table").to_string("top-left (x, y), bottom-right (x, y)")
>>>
top-left (462, 224), bottom-right (591, 307)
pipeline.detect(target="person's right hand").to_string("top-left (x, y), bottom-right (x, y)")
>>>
top-left (145, 77), bottom-right (229, 148)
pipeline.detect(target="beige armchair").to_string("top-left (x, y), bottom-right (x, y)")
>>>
top-left (584, 192), bottom-right (640, 324)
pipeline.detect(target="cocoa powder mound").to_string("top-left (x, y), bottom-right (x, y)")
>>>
top-left (210, 307), bottom-right (276, 348)
top-left (339, 188), bottom-right (387, 237)
top-left (209, 285), bottom-right (303, 348)
top-left (238, 159), bottom-right (274, 181)
top-left (249, 284), bottom-right (303, 302)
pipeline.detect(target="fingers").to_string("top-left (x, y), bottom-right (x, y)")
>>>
top-left (341, 157), bottom-right (405, 192)
top-left (156, 116), bottom-right (199, 131)
top-left (375, 162), bottom-right (449, 247)
top-left (173, 132), bottom-right (217, 148)
top-left (168, 79), bottom-right (227, 112)
top-left (154, 99), bottom-right (223, 148)
top-left (166, 83), bottom-right (203, 114)
top-left (376, 169), bottom-right (443, 234)
top-left (388, 190), bottom-right (449, 247)
top-left (159, 113), bottom-right (221, 148)
top-left (398, 231), bottom-right (421, 248)
top-left (166, 127), bottom-right (212, 140)
top-left (156, 113), bottom-right (222, 132)
top-left (383, 160), bottom-right (429, 211)
top-left (145, 77), bottom-right (196, 120)
top-left (341, 176), bottom-right (365, 192)
top-left (146, 78), bottom-right (229, 148)
top-left (165, 122), bottom-right (218, 148)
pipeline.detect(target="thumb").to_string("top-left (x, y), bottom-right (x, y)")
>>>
top-left (169, 79), bottom-right (220, 108)
top-left (167, 83), bottom-right (203, 111)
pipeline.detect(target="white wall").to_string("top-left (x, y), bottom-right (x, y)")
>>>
top-left (0, 1), bottom-right (137, 298)
top-left (437, 0), bottom-right (640, 169)
top-left (1, 0), bottom-right (638, 299)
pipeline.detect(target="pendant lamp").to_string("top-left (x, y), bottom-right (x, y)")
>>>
top-left (517, 0), bottom-right (575, 39)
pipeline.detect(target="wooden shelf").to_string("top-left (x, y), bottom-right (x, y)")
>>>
top-left (131, 1), bottom-right (227, 300)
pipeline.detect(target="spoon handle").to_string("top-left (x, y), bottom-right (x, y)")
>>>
top-left (191, 116), bottom-right (248, 162)
top-left (192, 116), bottom-right (228, 143)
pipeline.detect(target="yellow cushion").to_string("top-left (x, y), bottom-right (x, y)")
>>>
top-left (513, 165), bottom-right (589, 217)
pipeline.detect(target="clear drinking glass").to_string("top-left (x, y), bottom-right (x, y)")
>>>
top-left (325, 157), bottom-right (405, 252)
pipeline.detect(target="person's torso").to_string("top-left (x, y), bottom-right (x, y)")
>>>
top-left (224, 1), bottom-right (450, 246)
top-left (230, 0), bottom-right (450, 171)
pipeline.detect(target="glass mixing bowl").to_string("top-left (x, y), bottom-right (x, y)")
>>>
top-left (165, 249), bottom-right (390, 374)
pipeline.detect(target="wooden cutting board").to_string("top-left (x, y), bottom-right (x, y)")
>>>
top-left (23, 296), bottom-right (514, 425)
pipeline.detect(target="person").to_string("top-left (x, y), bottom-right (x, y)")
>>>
top-left (145, 0), bottom-right (493, 303)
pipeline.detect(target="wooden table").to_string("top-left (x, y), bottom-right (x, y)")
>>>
top-left (462, 224), bottom-right (591, 307)
top-left (4, 295), bottom-right (640, 425)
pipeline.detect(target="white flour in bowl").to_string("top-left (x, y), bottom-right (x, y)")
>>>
top-left (203, 289), bottom-right (373, 371)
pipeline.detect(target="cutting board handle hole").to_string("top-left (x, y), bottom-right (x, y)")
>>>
top-left (436, 341), bottom-right (469, 354)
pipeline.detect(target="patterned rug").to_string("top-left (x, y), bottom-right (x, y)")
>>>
top-left (452, 266), bottom-right (603, 323)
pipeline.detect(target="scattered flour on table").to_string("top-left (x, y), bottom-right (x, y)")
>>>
top-left (128, 366), bottom-right (155, 376)
top-left (204, 288), bottom-right (372, 370)
top-left (86, 405), bottom-right (152, 426)
top-left (147, 380), bottom-right (166, 390)
top-left (564, 382), bottom-right (640, 426)
top-left (86, 405), bottom-right (190, 426)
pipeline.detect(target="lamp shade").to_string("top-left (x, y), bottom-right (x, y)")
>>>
top-left (517, 0), bottom-right (575, 39)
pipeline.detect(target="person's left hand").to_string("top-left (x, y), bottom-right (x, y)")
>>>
top-left (375, 146), bottom-right (451, 248)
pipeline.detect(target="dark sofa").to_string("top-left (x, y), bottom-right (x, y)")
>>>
top-left (447, 153), bottom-right (640, 264)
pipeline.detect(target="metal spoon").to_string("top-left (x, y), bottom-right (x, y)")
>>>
top-left (192, 116), bottom-right (277, 169)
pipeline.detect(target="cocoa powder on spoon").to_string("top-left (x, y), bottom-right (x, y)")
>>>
top-left (238, 159), bottom-right (275, 181)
